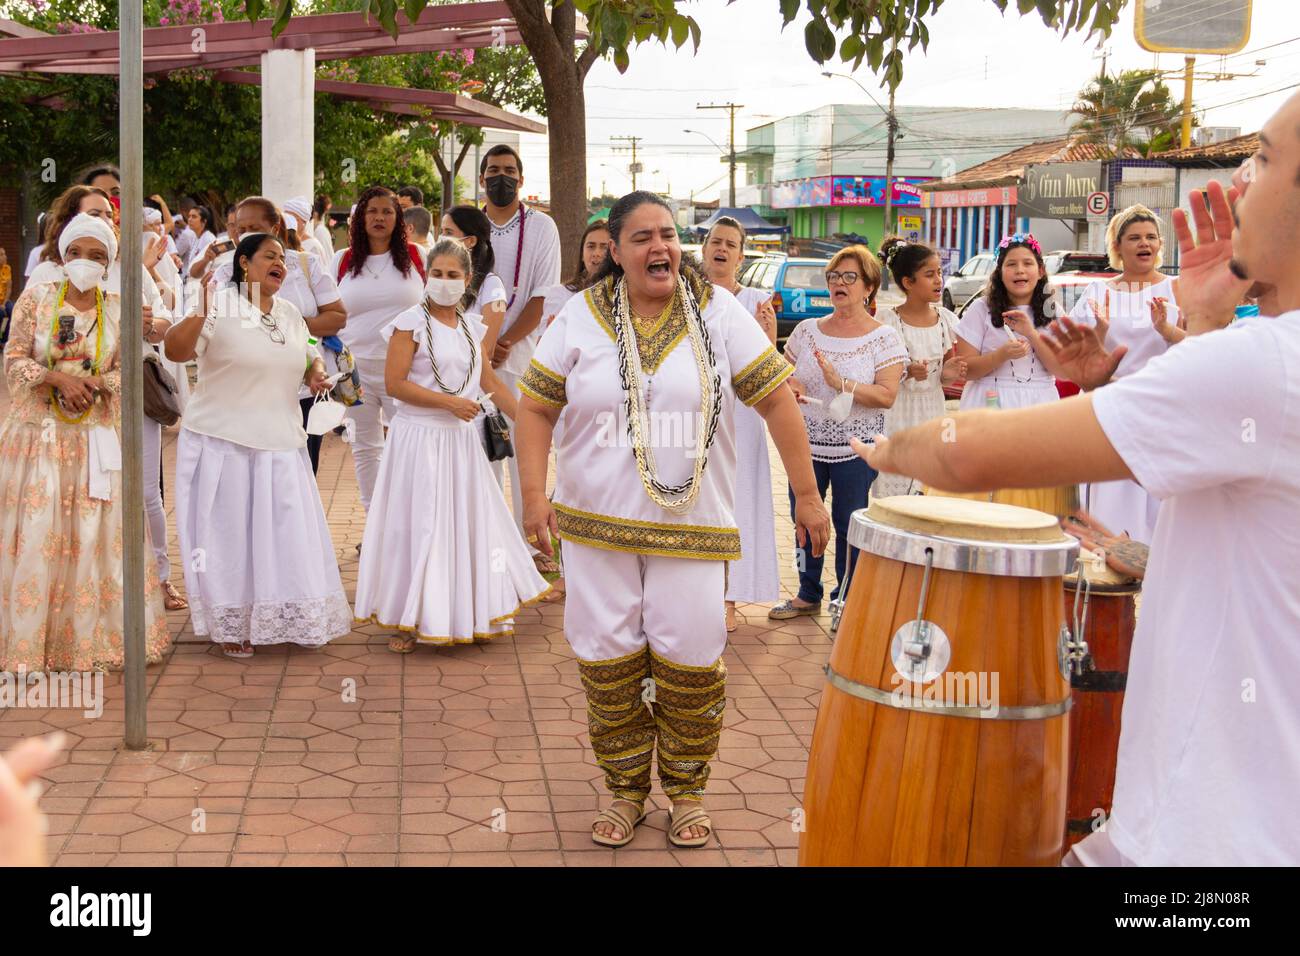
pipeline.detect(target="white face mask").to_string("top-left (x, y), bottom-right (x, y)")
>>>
top-left (64, 258), bottom-right (107, 292)
top-left (425, 277), bottom-right (466, 307)
top-left (827, 381), bottom-right (855, 424)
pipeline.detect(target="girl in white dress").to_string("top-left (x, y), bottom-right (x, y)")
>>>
top-left (1067, 205), bottom-right (1185, 542)
top-left (701, 216), bottom-right (781, 631)
top-left (354, 239), bottom-right (551, 653)
top-left (955, 233), bottom-right (1064, 411)
top-left (165, 233), bottom-right (350, 658)
top-left (875, 239), bottom-right (966, 497)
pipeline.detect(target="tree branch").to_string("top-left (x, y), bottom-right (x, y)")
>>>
top-left (577, 41), bottom-right (601, 78)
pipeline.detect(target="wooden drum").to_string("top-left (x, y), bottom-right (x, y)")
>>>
top-left (800, 496), bottom-right (1080, 866)
top-left (1062, 562), bottom-right (1141, 847)
top-left (922, 484), bottom-right (1081, 519)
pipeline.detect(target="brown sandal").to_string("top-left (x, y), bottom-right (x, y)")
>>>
top-left (388, 635), bottom-right (417, 654)
top-left (162, 580), bottom-right (188, 611)
top-left (668, 803), bottom-right (713, 848)
top-left (591, 800), bottom-right (647, 848)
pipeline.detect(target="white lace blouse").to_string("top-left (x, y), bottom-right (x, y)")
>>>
top-left (784, 317), bottom-right (907, 462)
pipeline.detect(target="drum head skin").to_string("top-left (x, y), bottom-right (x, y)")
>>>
top-left (868, 495), bottom-right (1069, 544)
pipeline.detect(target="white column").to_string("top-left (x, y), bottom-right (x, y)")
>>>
top-left (976, 206), bottom-right (986, 252)
top-left (261, 48), bottom-right (316, 205)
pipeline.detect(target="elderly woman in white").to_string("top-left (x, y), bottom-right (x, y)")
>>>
top-left (164, 232), bottom-right (350, 659)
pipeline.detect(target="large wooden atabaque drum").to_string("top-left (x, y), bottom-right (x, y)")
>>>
top-left (1063, 562), bottom-right (1141, 847)
top-left (800, 496), bottom-right (1081, 866)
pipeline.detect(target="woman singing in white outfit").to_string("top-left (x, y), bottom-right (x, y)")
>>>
top-left (353, 239), bottom-right (551, 652)
top-left (955, 233), bottom-right (1064, 411)
top-left (165, 232), bottom-right (351, 659)
top-left (1068, 205), bottom-right (1185, 543)
top-left (700, 216), bottom-right (781, 632)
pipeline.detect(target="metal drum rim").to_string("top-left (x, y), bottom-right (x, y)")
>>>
top-left (846, 509), bottom-right (1079, 578)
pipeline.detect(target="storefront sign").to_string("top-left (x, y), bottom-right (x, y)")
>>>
top-left (1018, 162), bottom-right (1104, 220)
top-left (921, 186), bottom-right (1017, 209)
top-left (772, 175), bottom-right (930, 209)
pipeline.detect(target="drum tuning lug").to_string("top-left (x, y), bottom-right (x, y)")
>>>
top-left (891, 619), bottom-right (950, 683)
top-left (1069, 638), bottom-right (1090, 677)
top-left (827, 599), bottom-right (844, 636)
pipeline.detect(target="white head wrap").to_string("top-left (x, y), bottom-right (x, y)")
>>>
top-left (143, 207), bottom-right (163, 226)
top-left (58, 212), bottom-right (118, 264)
top-left (283, 196), bottom-right (311, 232)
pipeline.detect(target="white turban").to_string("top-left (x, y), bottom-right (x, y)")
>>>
top-left (283, 196), bottom-right (311, 232)
top-left (143, 207), bottom-right (163, 226)
top-left (58, 212), bottom-right (118, 264)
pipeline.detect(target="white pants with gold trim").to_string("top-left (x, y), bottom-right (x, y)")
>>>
top-left (561, 540), bottom-right (727, 666)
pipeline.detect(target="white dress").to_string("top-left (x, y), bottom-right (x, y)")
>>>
top-left (353, 306), bottom-right (551, 644)
top-left (727, 285), bottom-right (780, 604)
top-left (955, 297), bottom-right (1059, 410)
top-left (1069, 276), bottom-right (1180, 542)
top-left (175, 289), bottom-right (351, 647)
top-left (876, 304), bottom-right (958, 497)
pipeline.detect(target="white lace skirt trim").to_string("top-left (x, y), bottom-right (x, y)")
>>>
top-left (175, 428), bottom-right (351, 647)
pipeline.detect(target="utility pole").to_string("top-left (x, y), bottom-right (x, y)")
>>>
top-left (698, 102), bottom-right (743, 207)
top-left (882, 81), bottom-right (898, 256)
top-left (1181, 56), bottom-right (1196, 149)
top-left (610, 134), bottom-right (643, 190)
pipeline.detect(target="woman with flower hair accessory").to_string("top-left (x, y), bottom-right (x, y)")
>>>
top-left (953, 232), bottom-right (1067, 411)
top-left (1065, 204), bottom-right (1183, 543)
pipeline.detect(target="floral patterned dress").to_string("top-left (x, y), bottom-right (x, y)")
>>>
top-left (0, 281), bottom-right (170, 671)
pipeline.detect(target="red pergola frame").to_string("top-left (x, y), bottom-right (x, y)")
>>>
top-left (0, 3), bottom-right (526, 74)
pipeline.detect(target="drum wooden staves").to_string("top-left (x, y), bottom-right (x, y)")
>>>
top-left (1063, 564), bottom-right (1141, 847)
top-left (799, 496), bottom-right (1081, 867)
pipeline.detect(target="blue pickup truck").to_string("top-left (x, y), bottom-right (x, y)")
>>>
top-left (738, 255), bottom-right (833, 346)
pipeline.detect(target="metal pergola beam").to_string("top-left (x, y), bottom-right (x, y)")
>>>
top-left (0, 4), bottom-right (522, 72)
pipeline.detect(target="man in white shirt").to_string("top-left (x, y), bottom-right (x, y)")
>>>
top-left (854, 92), bottom-right (1300, 866)
top-left (403, 206), bottom-right (433, 268)
top-left (479, 145), bottom-right (562, 562)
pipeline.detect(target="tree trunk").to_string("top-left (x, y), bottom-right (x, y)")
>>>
top-left (505, 0), bottom-right (597, 278)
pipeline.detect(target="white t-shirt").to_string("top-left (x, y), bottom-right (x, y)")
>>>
top-left (183, 288), bottom-right (320, 451)
top-left (1091, 313), bottom-right (1300, 866)
top-left (540, 283), bottom-right (577, 328)
top-left (299, 235), bottom-right (331, 274)
top-left (332, 249), bottom-right (424, 361)
top-left (173, 224), bottom-right (194, 262)
top-left (23, 245), bottom-right (42, 278)
top-left (472, 272), bottom-right (507, 317)
top-left (313, 221), bottom-right (334, 258)
top-left (489, 205), bottom-right (562, 377)
top-left (1068, 276), bottom-right (1180, 380)
top-left (184, 231), bottom-right (216, 274)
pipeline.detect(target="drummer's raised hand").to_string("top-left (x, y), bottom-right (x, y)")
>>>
top-left (793, 493), bottom-right (831, 558)
top-left (1042, 317), bottom-right (1126, 391)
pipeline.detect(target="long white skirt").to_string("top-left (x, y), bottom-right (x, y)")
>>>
top-left (175, 428), bottom-right (352, 646)
top-left (727, 403), bottom-right (780, 604)
top-left (877, 381), bottom-right (948, 498)
top-left (1083, 478), bottom-right (1159, 544)
top-left (353, 414), bottom-right (551, 644)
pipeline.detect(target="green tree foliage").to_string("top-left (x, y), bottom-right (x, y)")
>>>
top-left (1070, 68), bottom-right (1186, 157)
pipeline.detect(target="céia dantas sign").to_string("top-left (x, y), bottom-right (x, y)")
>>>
top-left (1018, 162), bottom-right (1104, 220)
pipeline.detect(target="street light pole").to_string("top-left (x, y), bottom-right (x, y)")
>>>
top-left (823, 69), bottom-right (899, 286)
top-left (697, 103), bottom-right (743, 207)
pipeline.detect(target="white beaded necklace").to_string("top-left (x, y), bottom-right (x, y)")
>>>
top-left (612, 275), bottom-right (722, 515)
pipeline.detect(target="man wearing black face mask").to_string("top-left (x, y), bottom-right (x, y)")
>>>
top-left (479, 144), bottom-right (562, 569)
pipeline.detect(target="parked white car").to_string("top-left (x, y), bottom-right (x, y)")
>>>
top-left (942, 253), bottom-right (995, 311)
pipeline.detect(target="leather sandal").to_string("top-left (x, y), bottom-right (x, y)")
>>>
top-left (591, 800), bottom-right (647, 848)
top-left (668, 803), bottom-right (713, 848)
top-left (162, 580), bottom-right (188, 611)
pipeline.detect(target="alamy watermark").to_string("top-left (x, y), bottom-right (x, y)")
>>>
top-left (889, 668), bottom-right (1000, 717)
top-left (1, 668), bottom-right (103, 719)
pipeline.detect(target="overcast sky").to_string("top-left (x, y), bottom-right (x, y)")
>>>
top-left (510, 0), bottom-right (1298, 202)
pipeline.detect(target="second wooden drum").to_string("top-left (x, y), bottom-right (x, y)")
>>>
top-left (800, 495), bottom-right (1080, 866)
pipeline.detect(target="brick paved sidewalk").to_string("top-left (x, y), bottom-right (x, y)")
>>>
top-left (1, 387), bottom-right (841, 866)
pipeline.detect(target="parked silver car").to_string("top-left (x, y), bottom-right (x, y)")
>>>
top-left (942, 252), bottom-right (995, 311)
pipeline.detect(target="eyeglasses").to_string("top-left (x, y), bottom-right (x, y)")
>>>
top-left (825, 271), bottom-right (860, 286)
top-left (259, 311), bottom-right (286, 345)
